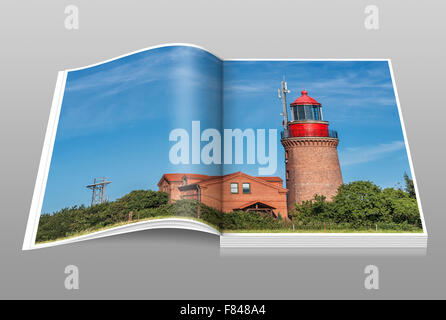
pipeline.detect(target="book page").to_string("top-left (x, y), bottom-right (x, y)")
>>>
top-left (219, 59), bottom-right (425, 241)
top-left (25, 44), bottom-right (224, 249)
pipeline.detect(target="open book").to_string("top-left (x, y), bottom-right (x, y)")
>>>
top-left (23, 44), bottom-right (427, 250)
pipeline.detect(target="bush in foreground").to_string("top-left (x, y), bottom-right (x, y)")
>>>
top-left (290, 180), bottom-right (422, 230)
top-left (36, 177), bottom-right (423, 242)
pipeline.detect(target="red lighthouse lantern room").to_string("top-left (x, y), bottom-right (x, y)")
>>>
top-left (288, 90), bottom-right (336, 138)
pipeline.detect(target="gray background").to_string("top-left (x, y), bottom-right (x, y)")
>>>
top-left (0, 0), bottom-right (444, 299)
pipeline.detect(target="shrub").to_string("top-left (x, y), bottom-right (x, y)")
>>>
top-left (221, 210), bottom-right (288, 230)
top-left (289, 180), bottom-right (421, 230)
top-left (36, 190), bottom-right (169, 242)
top-left (36, 177), bottom-right (422, 242)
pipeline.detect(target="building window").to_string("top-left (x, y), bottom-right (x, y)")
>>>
top-left (305, 105), bottom-right (313, 119)
top-left (286, 170), bottom-right (289, 180)
top-left (292, 107), bottom-right (298, 121)
top-left (230, 183), bottom-right (238, 194)
top-left (242, 183), bottom-right (251, 194)
top-left (297, 106), bottom-right (305, 120)
top-left (312, 106), bottom-right (320, 120)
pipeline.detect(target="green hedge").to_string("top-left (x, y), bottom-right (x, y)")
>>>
top-left (36, 179), bottom-right (423, 242)
top-left (37, 190), bottom-right (169, 242)
top-left (290, 181), bottom-right (422, 230)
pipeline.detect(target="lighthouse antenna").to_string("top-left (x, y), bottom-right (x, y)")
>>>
top-left (278, 78), bottom-right (290, 136)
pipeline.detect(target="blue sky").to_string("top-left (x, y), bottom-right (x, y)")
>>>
top-left (41, 45), bottom-right (411, 214)
top-left (223, 60), bottom-right (410, 188)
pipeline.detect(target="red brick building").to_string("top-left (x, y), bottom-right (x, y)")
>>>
top-left (158, 172), bottom-right (288, 219)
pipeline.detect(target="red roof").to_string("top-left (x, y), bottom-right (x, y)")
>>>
top-left (158, 172), bottom-right (284, 189)
top-left (290, 90), bottom-right (321, 106)
top-left (258, 176), bottom-right (282, 182)
top-left (161, 173), bottom-right (211, 181)
top-left (158, 173), bottom-right (213, 186)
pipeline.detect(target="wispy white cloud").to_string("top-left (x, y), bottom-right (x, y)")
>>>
top-left (225, 76), bottom-right (392, 94)
top-left (59, 46), bottom-right (221, 139)
top-left (66, 46), bottom-right (220, 96)
top-left (224, 62), bottom-right (395, 108)
top-left (224, 83), bottom-right (269, 93)
top-left (59, 100), bottom-right (156, 139)
top-left (339, 140), bottom-right (406, 166)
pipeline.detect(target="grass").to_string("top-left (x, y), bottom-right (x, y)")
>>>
top-left (223, 228), bottom-right (424, 234)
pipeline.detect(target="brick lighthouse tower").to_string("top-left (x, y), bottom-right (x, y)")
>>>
top-left (278, 80), bottom-right (343, 209)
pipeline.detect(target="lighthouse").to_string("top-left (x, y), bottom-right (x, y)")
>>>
top-left (279, 81), bottom-right (343, 210)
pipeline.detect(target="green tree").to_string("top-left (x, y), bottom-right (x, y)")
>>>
top-left (332, 181), bottom-right (390, 225)
top-left (116, 190), bottom-right (169, 210)
top-left (291, 194), bottom-right (331, 224)
top-left (382, 187), bottom-right (420, 226)
top-left (404, 172), bottom-right (416, 198)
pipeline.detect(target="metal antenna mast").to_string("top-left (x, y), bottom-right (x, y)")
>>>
top-left (278, 77), bottom-right (291, 136)
top-left (86, 177), bottom-right (112, 206)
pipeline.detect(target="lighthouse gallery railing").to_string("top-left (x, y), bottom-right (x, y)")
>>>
top-left (281, 129), bottom-right (338, 139)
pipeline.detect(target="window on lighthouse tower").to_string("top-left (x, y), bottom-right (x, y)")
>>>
top-left (312, 106), bottom-right (321, 120)
top-left (296, 106), bottom-right (305, 120)
top-left (293, 105), bottom-right (322, 121)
